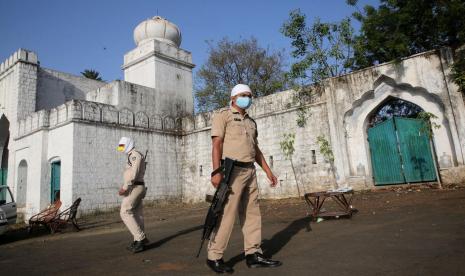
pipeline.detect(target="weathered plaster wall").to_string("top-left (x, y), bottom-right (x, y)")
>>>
top-left (325, 49), bottom-right (465, 186)
top-left (86, 80), bottom-right (190, 118)
top-left (14, 98), bottom-right (184, 214)
top-left (72, 123), bottom-right (181, 213)
top-left (180, 90), bottom-right (334, 202)
top-left (37, 67), bottom-right (106, 110)
top-left (0, 49), bottom-right (38, 134)
top-left (9, 130), bottom-right (48, 219)
top-left (122, 39), bottom-right (195, 115)
top-left (4, 46), bottom-right (465, 220)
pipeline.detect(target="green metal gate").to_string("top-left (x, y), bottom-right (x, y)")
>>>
top-left (368, 117), bottom-right (436, 185)
top-left (0, 168), bottom-right (7, 186)
top-left (0, 168), bottom-right (6, 200)
top-left (51, 161), bottom-right (61, 202)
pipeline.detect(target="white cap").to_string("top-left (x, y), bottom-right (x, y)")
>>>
top-left (231, 84), bottom-right (252, 97)
top-left (118, 137), bottom-right (135, 154)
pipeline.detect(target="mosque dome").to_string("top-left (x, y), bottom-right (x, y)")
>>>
top-left (133, 16), bottom-right (182, 47)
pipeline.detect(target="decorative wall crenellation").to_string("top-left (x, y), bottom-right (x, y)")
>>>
top-left (182, 89), bottom-right (326, 132)
top-left (15, 87), bottom-right (326, 138)
top-left (0, 49), bottom-right (38, 77)
top-left (15, 99), bottom-right (186, 137)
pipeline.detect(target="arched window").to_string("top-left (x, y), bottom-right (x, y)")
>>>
top-left (17, 160), bottom-right (28, 207)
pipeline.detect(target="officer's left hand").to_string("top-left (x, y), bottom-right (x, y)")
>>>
top-left (267, 173), bottom-right (278, 187)
top-left (118, 188), bottom-right (127, 196)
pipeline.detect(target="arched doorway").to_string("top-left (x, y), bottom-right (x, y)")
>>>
top-left (0, 115), bottom-right (10, 187)
top-left (50, 161), bottom-right (61, 203)
top-left (16, 160), bottom-right (28, 208)
top-left (367, 98), bottom-right (437, 185)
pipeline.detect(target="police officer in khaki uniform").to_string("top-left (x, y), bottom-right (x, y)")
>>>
top-left (206, 84), bottom-right (282, 273)
top-left (117, 137), bottom-right (149, 253)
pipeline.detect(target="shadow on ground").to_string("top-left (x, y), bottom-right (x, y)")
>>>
top-left (0, 226), bottom-right (50, 245)
top-left (226, 216), bottom-right (312, 267)
top-left (145, 225), bottom-right (203, 250)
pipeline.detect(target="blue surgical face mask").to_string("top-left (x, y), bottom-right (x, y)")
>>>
top-left (235, 96), bottom-right (252, 109)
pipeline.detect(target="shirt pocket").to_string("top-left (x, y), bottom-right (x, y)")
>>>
top-left (226, 122), bottom-right (244, 137)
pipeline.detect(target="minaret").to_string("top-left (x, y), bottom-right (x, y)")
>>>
top-left (122, 16), bottom-right (195, 115)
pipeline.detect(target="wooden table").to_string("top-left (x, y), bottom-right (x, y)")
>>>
top-left (304, 190), bottom-right (357, 221)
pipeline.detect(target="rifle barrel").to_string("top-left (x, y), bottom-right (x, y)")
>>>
top-left (196, 239), bottom-right (205, 258)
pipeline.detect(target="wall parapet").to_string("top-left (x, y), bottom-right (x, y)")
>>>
top-left (14, 87), bottom-right (326, 138)
top-left (15, 99), bottom-right (185, 138)
top-left (0, 49), bottom-right (38, 77)
top-left (182, 89), bottom-right (326, 133)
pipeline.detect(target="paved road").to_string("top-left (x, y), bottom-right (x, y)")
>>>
top-left (1, 187), bottom-right (464, 275)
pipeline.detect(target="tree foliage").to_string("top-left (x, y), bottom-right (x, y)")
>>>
top-left (348, 0), bottom-right (465, 69)
top-left (451, 48), bottom-right (465, 93)
top-left (316, 135), bottom-right (334, 164)
top-left (279, 133), bottom-right (302, 197)
top-left (281, 10), bottom-right (355, 126)
top-left (281, 9), bottom-right (356, 84)
top-left (317, 135), bottom-right (337, 188)
top-left (280, 133), bottom-right (296, 160)
top-left (81, 69), bottom-right (103, 81)
top-left (194, 37), bottom-right (287, 112)
top-left (417, 111), bottom-right (441, 139)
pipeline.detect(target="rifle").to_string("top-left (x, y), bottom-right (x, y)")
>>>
top-left (196, 158), bottom-right (235, 258)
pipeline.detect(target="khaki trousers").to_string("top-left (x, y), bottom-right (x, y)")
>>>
top-left (120, 185), bottom-right (147, 241)
top-left (207, 166), bottom-right (263, 260)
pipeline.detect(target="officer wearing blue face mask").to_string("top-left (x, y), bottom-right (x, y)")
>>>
top-left (206, 84), bottom-right (281, 273)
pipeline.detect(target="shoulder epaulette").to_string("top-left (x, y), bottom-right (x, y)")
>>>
top-left (214, 107), bottom-right (229, 113)
top-left (127, 151), bottom-right (142, 166)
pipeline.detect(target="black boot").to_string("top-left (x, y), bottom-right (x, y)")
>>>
top-left (127, 240), bottom-right (146, 253)
top-left (245, 252), bottom-right (282, 268)
top-left (206, 259), bottom-right (234, 274)
top-left (126, 241), bottom-right (136, 252)
top-left (141, 237), bottom-right (150, 245)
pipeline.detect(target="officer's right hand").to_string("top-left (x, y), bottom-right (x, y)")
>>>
top-left (211, 173), bottom-right (223, 188)
top-left (118, 188), bottom-right (127, 196)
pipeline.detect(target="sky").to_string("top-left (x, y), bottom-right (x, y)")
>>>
top-left (0, 0), bottom-right (379, 82)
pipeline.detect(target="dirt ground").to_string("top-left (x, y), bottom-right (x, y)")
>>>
top-left (1, 185), bottom-right (464, 276)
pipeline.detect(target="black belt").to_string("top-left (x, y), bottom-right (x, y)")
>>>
top-left (211, 160), bottom-right (255, 177)
top-left (232, 160), bottom-right (254, 168)
top-left (133, 181), bottom-right (145, 185)
top-left (220, 159), bottom-right (254, 168)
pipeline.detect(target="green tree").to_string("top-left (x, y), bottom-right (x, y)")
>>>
top-left (81, 69), bottom-right (103, 81)
top-left (281, 9), bottom-right (356, 85)
top-left (281, 10), bottom-right (355, 126)
top-left (416, 111), bottom-right (443, 189)
top-left (451, 48), bottom-right (465, 94)
top-left (416, 112), bottom-right (441, 140)
top-left (316, 135), bottom-right (337, 188)
top-left (279, 133), bottom-right (302, 197)
top-left (195, 37), bottom-right (288, 112)
top-left (348, 0), bottom-right (465, 69)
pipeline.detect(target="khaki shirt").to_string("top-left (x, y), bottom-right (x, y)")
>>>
top-left (211, 106), bottom-right (258, 162)
top-left (123, 149), bottom-right (146, 190)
